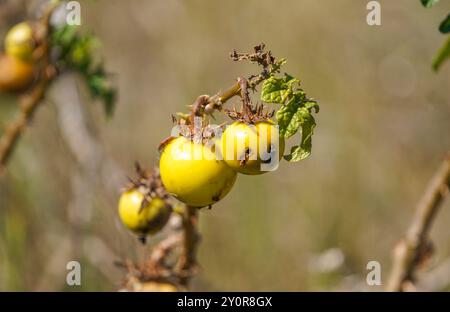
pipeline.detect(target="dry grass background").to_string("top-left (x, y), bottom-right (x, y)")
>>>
top-left (0, 0), bottom-right (449, 291)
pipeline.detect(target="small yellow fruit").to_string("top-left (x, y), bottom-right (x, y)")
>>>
top-left (159, 136), bottom-right (237, 208)
top-left (133, 281), bottom-right (179, 292)
top-left (0, 54), bottom-right (34, 93)
top-left (219, 121), bottom-right (285, 175)
top-left (5, 22), bottom-right (34, 62)
top-left (118, 190), bottom-right (171, 235)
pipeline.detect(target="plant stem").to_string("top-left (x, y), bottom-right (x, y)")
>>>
top-left (386, 153), bottom-right (450, 291)
top-left (186, 44), bottom-right (280, 122)
top-left (176, 205), bottom-right (200, 286)
top-left (238, 77), bottom-right (252, 116)
top-left (0, 3), bottom-right (56, 173)
top-left (0, 75), bottom-right (51, 170)
top-left (218, 82), bottom-right (241, 104)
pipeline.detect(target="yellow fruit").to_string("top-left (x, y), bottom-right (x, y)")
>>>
top-left (219, 121), bottom-right (285, 175)
top-left (133, 281), bottom-right (179, 292)
top-left (159, 136), bottom-right (237, 208)
top-left (0, 54), bottom-right (34, 93)
top-left (118, 190), bottom-right (171, 235)
top-left (5, 22), bottom-right (34, 62)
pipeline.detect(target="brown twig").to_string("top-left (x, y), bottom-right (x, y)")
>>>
top-left (0, 3), bottom-right (56, 172)
top-left (183, 44), bottom-right (281, 123)
top-left (386, 153), bottom-right (450, 291)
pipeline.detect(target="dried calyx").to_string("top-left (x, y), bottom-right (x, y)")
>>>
top-left (125, 163), bottom-right (171, 207)
top-left (226, 76), bottom-right (274, 124)
top-left (226, 102), bottom-right (274, 124)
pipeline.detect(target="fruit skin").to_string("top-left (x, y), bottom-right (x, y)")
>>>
top-left (5, 22), bottom-right (34, 62)
top-left (0, 54), bottom-right (34, 93)
top-left (132, 281), bottom-right (179, 292)
top-left (159, 136), bottom-right (237, 208)
top-left (219, 121), bottom-right (285, 175)
top-left (118, 190), bottom-right (171, 235)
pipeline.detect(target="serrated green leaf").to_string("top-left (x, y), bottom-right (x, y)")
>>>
top-left (432, 36), bottom-right (450, 71)
top-left (276, 92), bottom-right (304, 138)
top-left (284, 114), bottom-right (316, 162)
top-left (264, 70), bottom-right (319, 162)
top-left (260, 74), bottom-right (299, 104)
top-left (439, 14), bottom-right (450, 33)
top-left (276, 91), bottom-right (318, 138)
top-left (421, 0), bottom-right (439, 8)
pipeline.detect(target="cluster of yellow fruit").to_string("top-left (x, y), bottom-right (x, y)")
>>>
top-left (159, 120), bottom-right (284, 207)
top-left (118, 119), bottom-right (284, 239)
top-left (0, 22), bottom-right (35, 93)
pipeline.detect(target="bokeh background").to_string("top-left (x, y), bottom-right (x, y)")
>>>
top-left (0, 0), bottom-right (449, 291)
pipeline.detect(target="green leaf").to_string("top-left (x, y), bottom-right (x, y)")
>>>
top-left (439, 14), bottom-right (450, 33)
top-left (51, 25), bottom-right (117, 117)
top-left (87, 69), bottom-right (117, 117)
top-left (421, 0), bottom-right (439, 8)
top-left (261, 70), bottom-right (319, 162)
top-left (276, 92), bottom-right (318, 138)
top-left (432, 36), bottom-right (450, 71)
top-left (284, 114), bottom-right (316, 162)
top-left (260, 74), bottom-right (299, 104)
top-left (275, 91), bottom-right (318, 162)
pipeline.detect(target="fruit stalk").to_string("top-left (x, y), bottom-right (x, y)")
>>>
top-left (387, 153), bottom-right (450, 291)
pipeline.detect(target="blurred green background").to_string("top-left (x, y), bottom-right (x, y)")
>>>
top-left (0, 0), bottom-right (449, 291)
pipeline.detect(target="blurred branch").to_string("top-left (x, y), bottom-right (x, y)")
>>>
top-left (52, 72), bottom-right (125, 280)
top-left (0, 0), bottom-right (27, 25)
top-left (33, 235), bottom-right (72, 291)
top-left (0, 3), bottom-right (56, 173)
top-left (149, 233), bottom-right (182, 266)
top-left (387, 153), bottom-right (450, 291)
top-left (416, 258), bottom-right (450, 291)
top-left (82, 235), bottom-right (122, 284)
top-left (175, 205), bottom-right (200, 287)
top-left (52, 73), bottom-right (125, 191)
top-left (0, 71), bottom-right (52, 169)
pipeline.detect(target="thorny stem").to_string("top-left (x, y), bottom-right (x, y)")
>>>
top-left (187, 43), bottom-right (280, 124)
top-left (176, 205), bottom-right (200, 286)
top-left (238, 77), bottom-right (252, 117)
top-left (387, 153), bottom-right (450, 291)
top-left (0, 3), bottom-right (57, 173)
top-left (218, 82), bottom-right (241, 104)
top-left (189, 95), bottom-right (209, 125)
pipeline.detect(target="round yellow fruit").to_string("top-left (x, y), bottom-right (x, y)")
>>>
top-left (133, 281), bottom-right (179, 292)
top-left (5, 22), bottom-right (34, 62)
top-left (159, 136), bottom-right (237, 208)
top-left (0, 54), bottom-right (34, 93)
top-left (118, 190), bottom-right (171, 235)
top-left (219, 121), bottom-right (285, 175)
